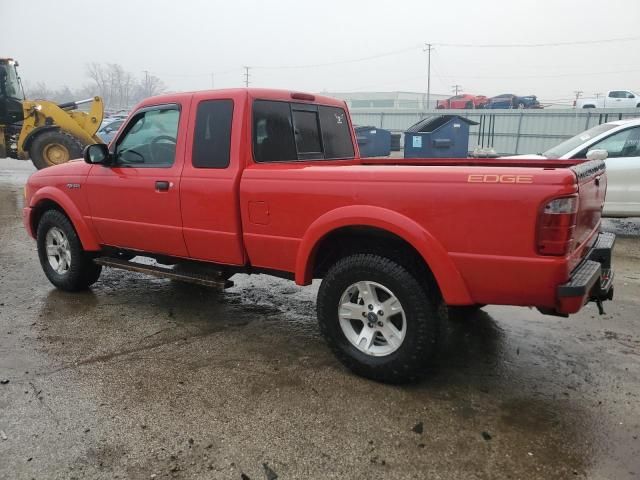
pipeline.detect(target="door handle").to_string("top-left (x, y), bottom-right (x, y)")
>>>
top-left (155, 180), bottom-right (170, 192)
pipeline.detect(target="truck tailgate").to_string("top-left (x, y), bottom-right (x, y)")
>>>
top-left (571, 160), bottom-right (607, 258)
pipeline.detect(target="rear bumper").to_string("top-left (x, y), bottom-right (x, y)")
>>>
top-left (554, 232), bottom-right (615, 315)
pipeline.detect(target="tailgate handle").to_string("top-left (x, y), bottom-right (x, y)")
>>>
top-left (594, 176), bottom-right (601, 187)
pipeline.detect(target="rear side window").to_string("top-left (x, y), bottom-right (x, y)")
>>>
top-left (192, 99), bottom-right (233, 168)
top-left (253, 100), bottom-right (354, 162)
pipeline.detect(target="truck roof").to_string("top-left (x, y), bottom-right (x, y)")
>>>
top-left (138, 88), bottom-right (347, 109)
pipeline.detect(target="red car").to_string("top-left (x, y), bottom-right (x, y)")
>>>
top-left (437, 94), bottom-right (489, 109)
top-left (23, 88), bottom-right (614, 383)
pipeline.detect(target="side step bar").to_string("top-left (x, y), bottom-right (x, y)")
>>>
top-left (94, 257), bottom-right (234, 289)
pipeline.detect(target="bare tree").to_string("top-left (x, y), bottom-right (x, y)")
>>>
top-left (24, 82), bottom-right (77, 103)
top-left (136, 71), bottom-right (166, 101)
top-left (84, 63), bottom-right (166, 110)
top-left (25, 81), bottom-right (51, 100)
top-left (86, 62), bottom-right (109, 103)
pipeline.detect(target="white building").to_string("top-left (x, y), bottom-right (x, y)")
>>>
top-left (324, 91), bottom-right (450, 112)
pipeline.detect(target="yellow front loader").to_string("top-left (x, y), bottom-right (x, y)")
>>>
top-left (1, 58), bottom-right (105, 169)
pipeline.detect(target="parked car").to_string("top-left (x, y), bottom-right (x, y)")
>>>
top-left (436, 94), bottom-right (488, 109)
top-left (575, 90), bottom-right (640, 109)
top-left (486, 94), bottom-right (541, 109)
top-left (97, 118), bottom-right (125, 144)
top-left (503, 118), bottom-right (640, 217)
top-left (23, 88), bottom-right (614, 383)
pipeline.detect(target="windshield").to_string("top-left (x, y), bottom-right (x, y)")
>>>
top-left (543, 123), bottom-right (618, 158)
top-left (0, 62), bottom-right (23, 100)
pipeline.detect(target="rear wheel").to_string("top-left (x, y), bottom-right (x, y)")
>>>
top-left (37, 210), bottom-right (102, 291)
top-left (465, 101), bottom-right (474, 109)
top-left (29, 130), bottom-right (85, 170)
top-left (317, 253), bottom-right (444, 383)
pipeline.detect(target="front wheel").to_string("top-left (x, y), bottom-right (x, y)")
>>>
top-left (37, 210), bottom-right (102, 291)
top-left (317, 254), bottom-right (443, 383)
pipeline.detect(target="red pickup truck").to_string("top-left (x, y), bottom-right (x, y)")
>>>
top-left (23, 88), bottom-right (615, 383)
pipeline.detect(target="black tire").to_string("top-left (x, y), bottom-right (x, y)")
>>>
top-left (465, 101), bottom-right (474, 109)
top-left (29, 130), bottom-right (85, 170)
top-left (37, 210), bottom-right (102, 291)
top-left (317, 253), bottom-right (444, 383)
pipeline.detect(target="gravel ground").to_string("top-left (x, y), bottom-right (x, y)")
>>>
top-left (0, 158), bottom-right (639, 479)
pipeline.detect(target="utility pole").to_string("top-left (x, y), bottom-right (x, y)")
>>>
top-left (573, 90), bottom-right (583, 101)
top-left (423, 43), bottom-right (433, 110)
top-left (142, 70), bottom-right (150, 97)
top-left (243, 66), bottom-right (251, 87)
top-left (452, 84), bottom-right (462, 95)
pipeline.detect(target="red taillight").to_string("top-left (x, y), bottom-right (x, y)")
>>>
top-left (537, 196), bottom-right (578, 256)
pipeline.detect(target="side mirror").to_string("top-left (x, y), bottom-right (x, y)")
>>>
top-left (84, 143), bottom-right (110, 165)
top-left (586, 149), bottom-right (608, 161)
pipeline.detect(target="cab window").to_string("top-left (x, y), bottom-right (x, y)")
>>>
top-left (115, 106), bottom-right (179, 167)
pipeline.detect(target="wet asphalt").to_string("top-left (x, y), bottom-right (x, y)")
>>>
top-left (0, 158), bottom-right (639, 480)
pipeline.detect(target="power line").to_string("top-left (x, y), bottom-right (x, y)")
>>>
top-left (253, 45), bottom-right (421, 70)
top-left (429, 68), bottom-right (640, 80)
top-left (433, 35), bottom-right (640, 48)
top-left (149, 68), bottom-right (240, 78)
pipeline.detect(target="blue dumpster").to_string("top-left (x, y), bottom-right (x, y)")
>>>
top-left (355, 126), bottom-right (391, 157)
top-left (404, 115), bottom-right (478, 158)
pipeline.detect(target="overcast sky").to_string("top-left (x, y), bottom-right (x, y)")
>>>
top-left (2, 0), bottom-right (640, 103)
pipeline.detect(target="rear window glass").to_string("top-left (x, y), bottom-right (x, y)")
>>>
top-left (319, 106), bottom-right (355, 159)
top-left (192, 99), bottom-right (233, 168)
top-left (253, 100), bottom-right (354, 162)
top-left (292, 109), bottom-right (322, 155)
top-left (253, 100), bottom-right (297, 163)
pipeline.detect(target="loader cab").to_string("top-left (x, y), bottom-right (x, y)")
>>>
top-left (0, 58), bottom-right (25, 125)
